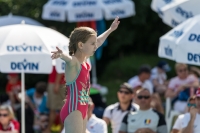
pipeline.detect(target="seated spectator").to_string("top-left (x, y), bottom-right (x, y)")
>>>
top-left (181, 88), bottom-right (200, 133)
top-left (0, 105), bottom-right (20, 133)
top-left (5, 73), bottom-right (21, 111)
top-left (61, 98), bottom-right (107, 133)
top-left (151, 93), bottom-right (165, 114)
top-left (90, 85), bottom-right (107, 118)
top-left (128, 65), bottom-right (164, 114)
top-left (16, 93), bottom-right (34, 133)
top-left (171, 96), bottom-right (196, 133)
top-left (151, 60), bottom-right (170, 95)
top-left (189, 66), bottom-right (200, 82)
top-left (26, 82), bottom-right (49, 132)
top-left (103, 83), bottom-right (139, 133)
top-left (165, 63), bottom-right (199, 113)
top-left (0, 94), bottom-right (9, 106)
top-left (128, 64), bottom-right (153, 94)
top-left (119, 88), bottom-right (167, 133)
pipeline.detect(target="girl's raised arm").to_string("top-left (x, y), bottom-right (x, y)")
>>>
top-left (96, 17), bottom-right (120, 48)
top-left (51, 47), bottom-right (72, 62)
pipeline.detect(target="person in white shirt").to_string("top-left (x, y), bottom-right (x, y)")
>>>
top-left (61, 98), bottom-right (107, 133)
top-left (181, 88), bottom-right (200, 133)
top-left (103, 83), bottom-right (139, 133)
top-left (165, 63), bottom-right (199, 113)
top-left (128, 65), bottom-right (153, 94)
top-left (119, 88), bottom-right (167, 133)
top-left (151, 60), bottom-right (170, 95)
top-left (171, 96), bottom-right (196, 133)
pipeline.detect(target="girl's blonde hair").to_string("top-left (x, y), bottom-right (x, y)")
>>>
top-left (68, 27), bottom-right (97, 56)
top-left (0, 105), bottom-right (15, 120)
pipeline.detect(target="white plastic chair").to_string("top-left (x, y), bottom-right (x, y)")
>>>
top-left (165, 98), bottom-right (181, 132)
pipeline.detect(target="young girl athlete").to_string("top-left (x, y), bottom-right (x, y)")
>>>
top-left (51, 17), bottom-right (120, 133)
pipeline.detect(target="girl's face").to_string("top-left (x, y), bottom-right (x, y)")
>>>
top-left (0, 110), bottom-right (10, 125)
top-left (82, 35), bottom-right (97, 56)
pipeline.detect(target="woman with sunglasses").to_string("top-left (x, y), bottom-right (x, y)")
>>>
top-left (0, 105), bottom-right (19, 133)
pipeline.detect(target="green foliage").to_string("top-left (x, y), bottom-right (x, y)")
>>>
top-left (100, 54), bottom-right (176, 81)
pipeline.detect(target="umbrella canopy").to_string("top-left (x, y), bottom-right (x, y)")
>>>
top-left (100, 0), bottom-right (135, 20)
top-left (0, 13), bottom-right (44, 26)
top-left (151, 0), bottom-right (178, 18)
top-left (158, 14), bottom-right (200, 66)
top-left (161, 0), bottom-right (200, 27)
top-left (42, 0), bottom-right (135, 22)
top-left (0, 24), bottom-right (70, 133)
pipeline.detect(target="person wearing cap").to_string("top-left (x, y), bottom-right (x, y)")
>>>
top-left (128, 65), bottom-right (153, 94)
top-left (119, 88), bottom-right (167, 133)
top-left (103, 83), bottom-right (139, 133)
top-left (5, 73), bottom-right (21, 111)
top-left (181, 88), bottom-right (200, 133)
top-left (61, 98), bottom-right (107, 133)
top-left (151, 60), bottom-right (170, 95)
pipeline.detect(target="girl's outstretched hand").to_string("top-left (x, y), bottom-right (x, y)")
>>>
top-left (51, 46), bottom-right (63, 59)
top-left (110, 16), bottom-right (120, 31)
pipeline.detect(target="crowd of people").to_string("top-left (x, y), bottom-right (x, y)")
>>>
top-left (1, 61), bottom-right (200, 133)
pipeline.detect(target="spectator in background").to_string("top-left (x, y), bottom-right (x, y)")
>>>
top-left (5, 73), bottom-right (21, 111)
top-left (189, 66), bottom-right (200, 82)
top-left (45, 66), bottom-right (65, 133)
top-left (165, 63), bottom-right (199, 113)
top-left (171, 96), bottom-right (196, 133)
top-left (103, 83), bottom-right (138, 133)
top-left (26, 81), bottom-right (49, 132)
top-left (61, 98), bottom-right (107, 133)
top-left (181, 88), bottom-right (200, 133)
top-left (90, 85), bottom-right (107, 118)
top-left (16, 93), bottom-right (34, 133)
top-left (119, 88), bottom-right (167, 133)
top-left (0, 105), bottom-right (19, 133)
top-left (128, 65), bottom-right (164, 114)
top-left (151, 60), bottom-right (170, 95)
top-left (128, 65), bottom-right (153, 94)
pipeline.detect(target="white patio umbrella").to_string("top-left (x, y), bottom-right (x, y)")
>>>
top-left (0, 13), bottom-right (44, 26)
top-left (151, 0), bottom-right (178, 18)
top-left (160, 0), bottom-right (200, 27)
top-left (42, 0), bottom-right (135, 22)
top-left (0, 23), bottom-right (70, 133)
top-left (158, 14), bottom-right (200, 66)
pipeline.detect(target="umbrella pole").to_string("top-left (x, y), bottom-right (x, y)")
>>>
top-left (21, 72), bottom-right (25, 133)
top-left (91, 56), bottom-right (97, 84)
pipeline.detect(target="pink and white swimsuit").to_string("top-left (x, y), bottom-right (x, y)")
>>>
top-left (60, 63), bottom-right (90, 123)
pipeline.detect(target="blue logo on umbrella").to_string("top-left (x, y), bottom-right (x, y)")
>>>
top-left (170, 30), bottom-right (183, 38)
top-left (7, 43), bottom-right (42, 52)
top-left (111, 9), bottom-right (125, 16)
top-left (103, 0), bottom-right (122, 4)
top-left (73, 1), bottom-right (96, 6)
top-left (171, 19), bottom-right (180, 27)
top-left (11, 59), bottom-right (39, 70)
top-left (165, 46), bottom-right (173, 57)
top-left (164, 0), bottom-right (172, 4)
top-left (50, 11), bottom-right (60, 17)
top-left (176, 7), bottom-right (193, 19)
top-left (52, 1), bottom-right (67, 6)
top-left (76, 12), bottom-right (94, 19)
